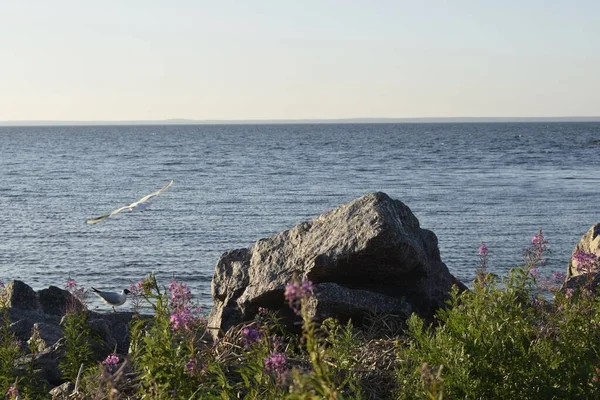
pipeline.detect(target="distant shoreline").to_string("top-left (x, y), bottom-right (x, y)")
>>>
top-left (2, 117), bottom-right (600, 127)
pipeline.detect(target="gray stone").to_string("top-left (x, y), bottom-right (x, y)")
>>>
top-left (562, 272), bottom-right (600, 294)
top-left (0, 280), bottom-right (40, 310)
top-left (566, 223), bottom-right (600, 279)
top-left (49, 382), bottom-right (75, 399)
top-left (17, 339), bottom-right (65, 385)
top-left (305, 282), bottom-right (413, 323)
top-left (88, 311), bottom-right (137, 354)
top-left (9, 319), bottom-right (35, 342)
top-left (28, 322), bottom-right (64, 352)
top-left (88, 318), bottom-right (117, 359)
top-left (209, 192), bottom-right (462, 335)
top-left (38, 286), bottom-right (84, 316)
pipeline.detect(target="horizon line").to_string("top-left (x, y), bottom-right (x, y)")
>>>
top-left (2, 116), bottom-right (600, 127)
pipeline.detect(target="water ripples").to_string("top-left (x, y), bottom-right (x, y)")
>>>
top-left (0, 122), bottom-right (599, 310)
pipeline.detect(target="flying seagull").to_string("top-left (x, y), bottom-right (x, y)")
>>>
top-left (91, 287), bottom-right (131, 312)
top-left (85, 179), bottom-right (173, 224)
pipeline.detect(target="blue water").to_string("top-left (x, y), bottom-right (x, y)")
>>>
top-left (0, 123), bottom-right (599, 311)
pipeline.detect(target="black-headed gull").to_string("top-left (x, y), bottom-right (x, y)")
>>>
top-left (85, 179), bottom-right (173, 224)
top-left (91, 287), bottom-right (131, 312)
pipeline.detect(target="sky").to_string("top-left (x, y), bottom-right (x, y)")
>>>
top-left (1, 0), bottom-right (599, 121)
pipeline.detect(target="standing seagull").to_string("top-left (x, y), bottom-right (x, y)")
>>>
top-left (91, 287), bottom-right (131, 312)
top-left (85, 179), bottom-right (173, 224)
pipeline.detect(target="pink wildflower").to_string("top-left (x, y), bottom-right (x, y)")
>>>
top-left (264, 352), bottom-right (287, 375)
top-left (102, 353), bottom-right (119, 372)
top-left (532, 231), bottom-right (547, 246)
top-left (572, 250), bottom-right (598, 273)
top-left (242, 327), bottom-right (262, 346)
top-left (478, 243), bottom-right (488, 256)
top-left (284, 278), bottom-right (314, 313)
top-left (6, 386), bottom-right (18, 399)
top-left (552, 271), bottom-right (566, 284)
top-left (168, 280), bottom-right (192, 310)
top-left (186, 358), bottom-right (197, 375)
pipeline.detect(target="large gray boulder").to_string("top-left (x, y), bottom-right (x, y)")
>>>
top-left (566, 223), bottom-right (600, 279)
top-left (209, 192), bottom-right (463, 335)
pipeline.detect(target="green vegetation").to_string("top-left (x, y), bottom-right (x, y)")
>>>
top-left (1, 230), bottom-right (600, 399)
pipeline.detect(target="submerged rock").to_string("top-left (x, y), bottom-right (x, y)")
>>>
top-left (209, 192), bottom-right (464, 335)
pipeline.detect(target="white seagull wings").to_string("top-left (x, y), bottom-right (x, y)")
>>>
top-left (86, 179), bottom-right (173, 224)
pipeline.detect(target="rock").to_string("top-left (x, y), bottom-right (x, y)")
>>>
top-left (38, 286), bottom-right (84, 316)
top-left (305, 282), bottom-right (413, 322)
top-left (9, 319), bottom-right (35, 342)
top-left (209, 192), bottom-right (462, 335)
top-left (88, 318), bottom-right (117, 359)
top-left (8, 308), bottom-right (61, 326)
top-left (28, 322), bottom-right (64, 352)
top-left (49, 381), bottom-right (75, 399)
top-left (0, 280), bottom-right (40, 310)
top-left (566, 223), bottom-right (600, 279)
top-left (17, 339), bottom-right (66, 386)
top-left (562, 272), bottom-right (600, 295)
top-left (88, 311), bottom-right (137, 354)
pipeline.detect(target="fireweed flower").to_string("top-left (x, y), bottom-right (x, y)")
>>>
top-left (529, 267), bottom-right (540, 277)
top-left (170, 308), bottom-right (205, 332)
top-left (264, 352), bottom-right (287, 375)
top-left (6, 386), bottom-right (18, 399)
top-left (475, 243), bottom-right (490, 285)
top-left (525, 229), bottom-right (549, 269)
top-left (65, 278), bottom-right (86, 305)
top-left (102, 353), bottom-right (119, 372)
top-left (552, 271), bottom-right (566, 283)
top-left (478, 243), bottom-right (488, 256)
top-left (532, 231), bottom-right (548, 246)
top-left (242, 327), bottom-right (262, 346)
top-left (565, 288), bottom-right (574, 299)
top-left (129, 280), bottom-right (145, 294)
top-left (284, 278), bottom-right (314, 313)
top-left (170, 308), bottom-right (194, 330)
top-left (185, 358), bottom-right (197, 375)
top-left (0, 280), bottom-right (4, 289)
top-left (168, 280), bottom-right (192, 309)
top-left (572, 250), bottom-right (598, 273)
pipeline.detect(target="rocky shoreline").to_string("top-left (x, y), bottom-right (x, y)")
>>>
top-left (1, 192), bottom-right (598, 397)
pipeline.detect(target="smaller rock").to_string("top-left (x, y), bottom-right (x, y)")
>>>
top-left (28, 322), bottom-right (63, 353)
top-left (88, 319), bottom-right (117, 359)
top-left (9, 319), bottom-right (35, 342)
top-left (305, 283), bottom-right (413, 325)
top-left (38, 286), bottom-right (84, 316)
top-left (567, 223), bottom-right (600, 279)
top-left (89, 311), bottom-right (138, 354)
top-left (562, 272), bottom-right (600, 295)
top-left (0, 280), bottom-right (40, 310)
top-left (17, 339), bottom-right (66, 386)
top-left (49, 381), bottom-right (75, 399)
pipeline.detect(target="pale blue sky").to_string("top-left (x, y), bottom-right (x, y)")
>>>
top-left (1, 1), bottom-right (599, 120)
